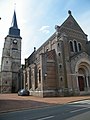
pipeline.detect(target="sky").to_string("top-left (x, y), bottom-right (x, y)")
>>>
top-left (0, 0), bottom-right (90, 64)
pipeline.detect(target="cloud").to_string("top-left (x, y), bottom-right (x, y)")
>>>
top-left (39, 26), bottom-right (50, 34)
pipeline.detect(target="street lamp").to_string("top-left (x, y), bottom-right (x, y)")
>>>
top-left (44, 73), bottom-right (47, 80)
top-left (44, 73), bottom-right (47, 89)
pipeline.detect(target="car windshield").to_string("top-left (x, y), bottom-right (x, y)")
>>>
top-left (20, 89), bottom-right (25, 92)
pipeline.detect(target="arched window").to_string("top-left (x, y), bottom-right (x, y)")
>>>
top-left (59, 64), bottom-right (62, 68)
top-left (78, 43), bottom-right (81, 51)
top-left (74, 40), bottom-right (78, 52)
top-left (60, 77), bottom-right (63, 81)
top-left (46, 48), bottom-right (48, 52)
top-left (58, 53), bottom-right (61, 56)
top-left (70, 41), bottom-right (74, 52)
top-left (39, 69), bottom-right (41, 83)
top-left (57, 43), bottom-right (60, 47)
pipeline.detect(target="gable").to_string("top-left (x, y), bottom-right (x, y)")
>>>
top-left (60, 11), bottom-right (86, 35)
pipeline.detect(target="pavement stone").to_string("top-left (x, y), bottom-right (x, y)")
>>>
top-left (0, 94), bottom-right (90, 113)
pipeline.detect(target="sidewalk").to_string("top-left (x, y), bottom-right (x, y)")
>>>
top-left (0, 94), bottom-right (90, 113)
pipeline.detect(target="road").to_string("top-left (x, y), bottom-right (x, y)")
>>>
top-left (0, 100), bottom-right (90, 120)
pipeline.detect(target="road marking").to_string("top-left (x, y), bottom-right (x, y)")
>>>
top-left (37, 115), bottom-right (54, 120)
top-left (70, 107), bottom-right (90, 113)
top-left (69, 100), bottom-right (90, 104)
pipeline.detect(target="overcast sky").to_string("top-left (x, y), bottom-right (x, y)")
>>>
top-left (0, 0), bottom-right (90, 64)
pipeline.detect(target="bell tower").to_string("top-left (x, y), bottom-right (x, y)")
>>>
top-left (0, 10), bottom-right (22, 93)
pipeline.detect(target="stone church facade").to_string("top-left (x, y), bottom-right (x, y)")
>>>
top-left (23, 11), bottom-right (90, 97)
top-left (1, 10), bottom-right (90, 97)
top-left (0, 11), bottom-right (22, 93)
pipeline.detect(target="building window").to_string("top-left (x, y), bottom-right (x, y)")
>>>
top-left (46, 48), bottom-right (48, 52)
top-left (6, 61), bottom-right (8, 64)
top-left (5, 81), bottom-right (7, 84)
top-left (60, 77), bottom-right (63, 81)
top-left (59, 64), bottom-right (62, 68)
top-left (57, 43), bottom-right (60, 47)
top-left (88, 76), bottom-right (90, 87)
top-left (29, 68), bottom-right (32, 89)
top-left (78, 43), bottom-right (81, 51)
top-left (58, 53), bottom-right (61, 56)
top-left (12, 48), bottom-right (18, 50)
top-left (74, 40), bottom-right (78, 52)
top-left (35, 66), bottom-right (38, 89)
top-left (69, 41), bottom-right (74, 52)
top-left (39, 69), bottom-right (41, 83)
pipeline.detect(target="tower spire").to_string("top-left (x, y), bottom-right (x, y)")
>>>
top-left (8, 10), bottom-right (20, 37)
top-left (11, 10), bottom-right (18, 28)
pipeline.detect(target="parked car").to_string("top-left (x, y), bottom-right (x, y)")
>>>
top-left (18, 89), bottom-right (29, 96)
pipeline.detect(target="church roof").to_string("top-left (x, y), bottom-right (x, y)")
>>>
top-left (8, 10), bottom-right (20, 37)
top-left (11, 10), bottom-right (18, 28)
top-left (59, 10), bottom-right (86, 34)
top-left (36, 11), bottom-right (87, 55)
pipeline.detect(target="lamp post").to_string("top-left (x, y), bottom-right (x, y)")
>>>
top-left (44, 73), bottom-right (47, 90)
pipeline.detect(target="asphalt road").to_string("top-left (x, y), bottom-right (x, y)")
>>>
top-left (0, 100), bottom-right (90, 120)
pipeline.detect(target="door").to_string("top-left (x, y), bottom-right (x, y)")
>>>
top-left (78, 76), bottom-right (84, 91)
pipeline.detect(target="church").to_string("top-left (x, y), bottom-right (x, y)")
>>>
top-left (1, 10), bottom-right (90, 97)
top-left (22, 10), bottom-right (90, 97)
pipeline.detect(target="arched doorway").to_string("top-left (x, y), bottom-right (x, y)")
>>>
top-left (78, 66), bottom-right (89, 91)
top-left (75, 59), bottom-right (90, 93)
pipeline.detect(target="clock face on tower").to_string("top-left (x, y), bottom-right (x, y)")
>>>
top-left (13, 39), bottom-right (17, 44)
top-left (12, 39), bottom-right (18, 50)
